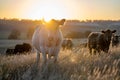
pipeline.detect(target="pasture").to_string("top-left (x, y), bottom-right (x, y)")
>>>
top-left (0, 39), bottom-right (120, 80)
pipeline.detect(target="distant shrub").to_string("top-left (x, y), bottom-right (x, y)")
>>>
top-left (8, 29), bottom-right (20, 39)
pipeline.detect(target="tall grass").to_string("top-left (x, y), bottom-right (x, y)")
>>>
top-left (0, 47), bottom-right (120, 80)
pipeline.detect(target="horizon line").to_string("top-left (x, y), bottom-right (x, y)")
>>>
top-left (0, 17), bottom-right (120, 21)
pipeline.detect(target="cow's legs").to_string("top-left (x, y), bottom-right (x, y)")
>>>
top-left (42, 53), bottom-right (47, 64)
top-left (97, 48), bottom-right (101, 55)
top-left (89, 48), bottom-right (92, 55)
top-left (48, 53), bottom-right (51, 61)
top-left (104, 48), bottom-right (109, 53)
top-left (54, 47), bottom-right (60, 63)
top-left (40, 47), bottom-right (47, 65)
top-left (93, 49), bottom-right (96, 55)
top-left (48, 48), bottom-right (53, 62)
top-left (36, 50), bottom-right (40, 66)
top-left (54, 55), bottom-right (58, 63)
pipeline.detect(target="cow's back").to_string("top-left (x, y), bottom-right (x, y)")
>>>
top-left (22, 43), bottom-right (32, 52)
top-left (14, 44), bottom-right (23, 53)
top-left (88, 32), bottom-right (101, 46)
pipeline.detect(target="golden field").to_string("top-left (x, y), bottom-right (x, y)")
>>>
top-left (0, 46), bottom-right (120, 80)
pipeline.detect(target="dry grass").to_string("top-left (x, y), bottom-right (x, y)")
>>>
top-left (0, 47), bottom-right (120, 80)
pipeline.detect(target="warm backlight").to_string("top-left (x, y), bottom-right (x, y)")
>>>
top-left (22, 1), bottom-right (68, 20)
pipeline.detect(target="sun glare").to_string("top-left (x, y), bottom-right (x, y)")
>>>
top-left (1, 0), bottom-right (120, 20)
top-left (22, 1), bottom-right (68, 20)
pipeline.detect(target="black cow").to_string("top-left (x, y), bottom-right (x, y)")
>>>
top-left (87, 29), bottom-right (116, 55)
top-left (14, 43), bottom-right (32, 54)
top-left (112, 35), bottom-right (120, 47)
top-left (22, 43), bottom-right (32, 52)
top-left (6, 48), bottom-right (14, 55)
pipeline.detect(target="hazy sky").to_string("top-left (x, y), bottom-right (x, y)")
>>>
top-left (0, 0), bottom-right (120, 20)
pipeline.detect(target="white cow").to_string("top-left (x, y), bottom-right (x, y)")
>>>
top-left (32, 19), bottom-right (65, 65)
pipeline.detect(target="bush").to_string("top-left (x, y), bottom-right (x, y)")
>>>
top-left (8, 29), bottom-right (20, 39)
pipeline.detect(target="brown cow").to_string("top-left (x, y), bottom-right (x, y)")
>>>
top-left (62, 39), bottom-right (73, 50)
top-left (87, 29), bottom-right (116, 55)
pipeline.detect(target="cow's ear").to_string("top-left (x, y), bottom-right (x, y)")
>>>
top-left (101, 30), bottom-right (105, 33)
top-left (50, 19), bottom-right (58, 23)
top-left (48, 19), bottom-right (58, 26)
top-left (112, 30), bottom-right (116, 33)
top-left (59, 19), bottom-right (66, 25)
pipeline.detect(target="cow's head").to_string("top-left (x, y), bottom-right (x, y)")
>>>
top-left (45, 19), bottom-right (66, 30)
top-left (101, 29), bottom-right (116, 41)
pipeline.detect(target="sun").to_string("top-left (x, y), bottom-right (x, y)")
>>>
top-left (22, 1), bottom-right (68, 20)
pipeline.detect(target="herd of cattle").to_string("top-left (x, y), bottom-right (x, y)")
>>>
top-left (5, 19), bottom-right (120, 64)
top-left (32, 24), bottom-right (120, 64)
top-left (6, 31), bottom-right (120, 56)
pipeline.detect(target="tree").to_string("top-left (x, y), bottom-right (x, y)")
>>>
top-left (8, 29), bottom-right (20, 39)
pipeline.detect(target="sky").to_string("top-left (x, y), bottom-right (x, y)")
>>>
top-left (0, 0), bottom-right (120, 20)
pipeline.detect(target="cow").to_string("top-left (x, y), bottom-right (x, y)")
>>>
top-left (22, 43), bottom-right (32, 52)
top-left (14, 44), bottom-right (24, 54)
top-left (62, 39), bottom-right (73, 50)
top-left (112, 35), bottom-right (120, 47)
top-left (6, 48), bottom-right (14, 55)
top-left (87, 29), bottom-right (116, 55)
top-left (32, 19), bottom-right (66, 65)
top-left (14, 43), bottom-right (32, 54)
